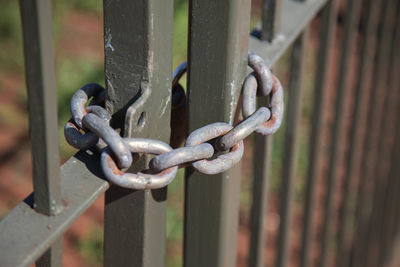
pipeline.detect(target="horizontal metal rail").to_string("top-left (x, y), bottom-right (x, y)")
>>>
top-left (0, 0), bottom-right (329, 266)
top-left (0, 151), bottom-right (109, 267)
top-left (250, 0), bottom-right (328, 66)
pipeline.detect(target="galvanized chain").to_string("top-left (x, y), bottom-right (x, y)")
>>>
top-left (64, 51), bottom-right (284, 189)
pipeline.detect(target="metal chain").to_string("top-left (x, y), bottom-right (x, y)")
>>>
top-left (64, 51), bottom-right (284, 189)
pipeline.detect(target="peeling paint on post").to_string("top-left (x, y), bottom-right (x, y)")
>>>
top-left (103, 1), bottom-right (173, 266)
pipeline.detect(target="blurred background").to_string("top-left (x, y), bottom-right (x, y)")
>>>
top-left (0, 0), bottom-right (396, 266)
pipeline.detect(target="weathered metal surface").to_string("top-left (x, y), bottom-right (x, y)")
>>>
top-left (20, 0), bottom-right (63, 265)
top-left (19, 0), bottom-right (61, 217)
top-left (150, 143), bottom-right (214, 171)
top-left (250, 0), bottom-right (328, 67)
top-left (218, 107), bottom-right (271, 151)
top-left (299, 1), bottom-right (338, 267)
top-left (376, 15), bottom-right (400, 265)
top-left (261, 0), bottom-right (282, 41)
top-left (249, 127), bottom-right (273, 267)
top-left (363, 2), bottom-right (400, 266)
top-left (241, 55), bottom-right (284, 136)
top-left (248, 1), bottom-right (282, 267)
top-left (0, 151), bottom-right (109, 267)
top-left (64, 120), bottom-right (99, 149)
top-left (102, 1), bottom-right (173, 267)
top-left (184, 0), bottom-right (250, 265)
top-left (334, 0), bottom-right (373, 266)
top-left (276, 29), bottom-right (308, 267)
top-left (185, 123), bottom-right (244, 175)
top-left (101, 139), bottom-right (178, 189)
top-left (353, 0), bottom-right (394, 266)
top-left (346, 0), bottom-right (382, 265)
top-left (35, 237), bottom-right (62, 267)
top-left (248, 52), bottom-right (274, 96)
top-left (319, 0), bottom-right (364, 265)
top-left (65, 105), bottom-right (111, 150)
top-left (70, 83), bottom-right (106, 128)
top-left (83, 113), bottom-right (132, 169)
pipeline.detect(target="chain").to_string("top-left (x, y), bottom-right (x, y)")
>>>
top-left (64, 51), bottom-right (284, 189)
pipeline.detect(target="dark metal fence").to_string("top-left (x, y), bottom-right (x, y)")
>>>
top-left (0, 0), bottom-right (399, 266)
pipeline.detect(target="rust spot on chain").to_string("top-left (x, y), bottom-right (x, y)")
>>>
top-left (107, 156), bottom-right (124, 175)
top-left (263, 114), bottom-right (278, 128)
top-left (271, 74), bottom-right (280, 94)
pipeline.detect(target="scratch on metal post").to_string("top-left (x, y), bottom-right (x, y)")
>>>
top-left (105, 29), bottom-right (115, 52)
top-left (229, 81), bottom-right (236, 125)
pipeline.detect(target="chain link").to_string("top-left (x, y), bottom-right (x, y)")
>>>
top-left (64, 51), bottom-right (285, 189)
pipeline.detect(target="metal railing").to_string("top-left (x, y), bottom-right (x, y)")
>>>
top-left (0, 0), bottom-right (399, 266)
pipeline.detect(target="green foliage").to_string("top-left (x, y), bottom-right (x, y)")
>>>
top-left (77, 228), bottom-right (103, 266)
top-left (173, 0), bottom-right (188, 68)
top-left (0, 1), bottom-right (21, 40)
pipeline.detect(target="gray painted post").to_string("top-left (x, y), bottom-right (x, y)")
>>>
top-left (102, 1), bottom-right (173, 266)
top-left (184, 0), bottom-right (251, 266)
top-left (20, 0), bottom-right (62, 265)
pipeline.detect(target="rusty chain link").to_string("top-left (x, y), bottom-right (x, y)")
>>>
top-left (64, 51), bottom-right (284, 189)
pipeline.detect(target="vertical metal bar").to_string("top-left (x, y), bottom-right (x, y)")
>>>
top-left (261, 0), bottom-right (282, 41)
top-left (363, 2), bottom-right (399, 265)
top-left (383, 96), bottom-right (400, 264)
top-left (19, 0), bottom-right (62, 219)
top-left (20, 0), bottom-right (62, 266)
top-left (103, 1), bottom-right (173, 266)
top-left (275, 29), bottom-right (308, 267)
top-left (183, 0), bottom-right (250, 266)
top-left (379, 26), bottom-right (400, 263)
top-left (378, 94), bottom-right (400, 266)
top-left (35, 239), bottom-right (62, 267)
top-left (330, 0), bottom-right (363, 266)
top-left (249, 1), bottom-right (282, 267)
top-left (337, 0), bottom-right (381, 266)
top-left (249, 135), bottom-right (272, 267)
top-left (319, 0), bottom-right (363, 265)
top-left (299, 1), bottom-right (338, 267)
top-left (351, 0), bottom-right (393, 266)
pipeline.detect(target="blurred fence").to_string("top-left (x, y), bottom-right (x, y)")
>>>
top-left (0, 0), bottom-right (399, 267)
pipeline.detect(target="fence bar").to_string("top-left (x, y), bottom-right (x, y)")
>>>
top-left (249, 134), bottom-right (273, 267)
top-left (183, 0), bottom-right (250, 266)
top-left (347, 0), bottom-right (382, 265)
top-left (318, 0), bottom-right (363, 266)
top-left (102, 1), bottom-right (173, 266)
top-left (337, 0), bottom-right (381, 266)
top-left (19, 0), bottom-right (61, 221)
top-left (299, 1), bottom-right (337, 266)
top-left (378, 82), bottom-right (400, 266)
top-left (249, 0), bottom-right (282, 266)
top-left (352, 0), bottom-right (393, 266)
top-left (382, 95), bottom-right (400, 264)
top-left (275, 29), bottom-right (307, 267)
top-left (20, 0), bottom-right (62, 266)
top-left (261, 0), bottom-right (282, 41)
top-left (364, 2), bottom-right (399, 265)
top-left (0, 151), bottom-right (109, 267)
top-left (250, 0), bottom-right (328, 68)
top-left (378, 22), bottom-right (400, 263)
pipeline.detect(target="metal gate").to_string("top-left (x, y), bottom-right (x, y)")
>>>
top-left (0, 0), bottom-right (399, 266)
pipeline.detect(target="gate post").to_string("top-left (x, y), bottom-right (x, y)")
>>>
top-left (102, 1), bottom-right (173, 266)
top-left (184, 1), bottom-right (251, 266)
